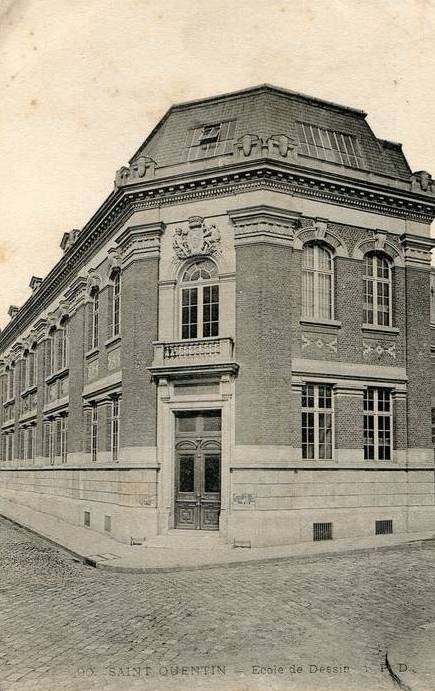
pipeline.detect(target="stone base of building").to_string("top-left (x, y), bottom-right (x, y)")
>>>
top-left (0, 467), bottom-right (159, 544)
top-left (1, 465), bottom-right (435, 549)
top-left (227, 505), bottom-right (435, 548)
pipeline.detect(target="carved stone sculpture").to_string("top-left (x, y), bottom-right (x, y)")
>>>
top-left (173, 217), bottom-right (221, 259)
top-left (410, 170), bottom-right (434, 193)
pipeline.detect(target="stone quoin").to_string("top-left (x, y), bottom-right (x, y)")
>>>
top-left (0, 84), bottom-right (435, 548)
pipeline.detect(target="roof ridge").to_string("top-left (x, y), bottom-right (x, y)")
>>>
top-left (167, 84), bottom-right (367, 117)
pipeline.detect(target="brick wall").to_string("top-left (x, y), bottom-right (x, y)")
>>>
top-left (405, 267), bottom-right (432, 449)
top-left (68, 306), bottom-right (85, 455)
top-left (334, 392), bottom-right (364, 449)
top-left (120, 257), bottom-right (159, 448)
top-left (235, 242), bottom-right (293, 445)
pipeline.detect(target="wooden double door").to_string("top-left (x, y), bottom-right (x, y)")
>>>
top-left (174, 411), bottom-right (221, 530)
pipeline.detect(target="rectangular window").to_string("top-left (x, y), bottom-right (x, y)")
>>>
top-left (181, 287), bottom-right (198, 339)
top-left (25, 351), bottom-right (36, 389)
top-left (296, 122), bottom-right (362, 168)
top-left (49, 420), bottom-right (55, 465)
top-left (84, 511), bottom-right (90, 528)
top-left (111, 399), bottom-right (120, 462)
top-left (20, 358), bottom-right (27, 394)
top-left (184, 120), bottom-right (236, 161)
top-left (91, 406), bottom-right (98, 462)
top-left (113, 274), bottom-right (121, 337)
top-left (302, 384), bottom-right (333, 460)
top-left (61, 416), bottom-right (68, 464)
top-left (432, 408), bottom-right (435, 446)
top-left (202, 285), bottom-right (219, 337)
top-left (92, 292), bottom-right (99, 349)
top-left (6, 433), bottom-right (14, 462)
top-left (7, 367), bottom-right (14, 400)
top-left (364, 388), bottom-right (392, 461)
top-left (24, 427), bottom-right (35, 463)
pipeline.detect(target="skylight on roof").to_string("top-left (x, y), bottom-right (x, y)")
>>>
top-left (296, 122), bottom-right (363, 169)
top-left (184, 120), bottom-right (236, 161)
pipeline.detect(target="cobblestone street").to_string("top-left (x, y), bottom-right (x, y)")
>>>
top-left (1, 518), bottom-right (435, 691)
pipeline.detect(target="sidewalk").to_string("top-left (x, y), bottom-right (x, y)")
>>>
top-left (0, 496), bottom-right (434, 574)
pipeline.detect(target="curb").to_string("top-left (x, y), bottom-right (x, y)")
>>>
top-left (1, 511), bottom-right (434, 574)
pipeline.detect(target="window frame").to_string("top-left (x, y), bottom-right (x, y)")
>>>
top-left (111, 398), bottom-right (120, 462)
top-left (301, 383), bottom-right (335, 460)
top-left (363, 252), bottom-right (393, 328)
top-left (296, 121), bottom-right (363, 169)
top-left (112, 271), bottom-right (121, 338)
top-left (91, 289), bottom-right (100, 350)
top-left (179, 260), bottom-right (220, 340)
top-left (363, 387), bottom-right (393, 461)
top-left (302, 243), bottom-right (334, 320)
top-left (91, 406), bottom-right (98, 462)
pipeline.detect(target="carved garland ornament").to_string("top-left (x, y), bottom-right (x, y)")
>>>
top-left (173, 216), bottom-right (221, 260)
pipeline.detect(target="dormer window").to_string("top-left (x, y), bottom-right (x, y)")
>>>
top-left (184, 120), bottom-right (236, 161)
top-left (200, 124), bottom-right (221, 145)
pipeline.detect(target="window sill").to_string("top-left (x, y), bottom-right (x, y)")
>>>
top-left (300, 318), bottom-right (341, 330)
top-left (3, 398), bottom-right (15, 407)
top-left (105, 335), bottom-right (121, 349)
top-left (361, 324), bottom-right (399, 335)
top-left (45, 367), bottom-right (69, 385)
top-left (21, 385), bottom-right (37, 397)
top-left (85, 347), bottom-right (100, 359)
top-left (1, 419), bottom-right (15, 430)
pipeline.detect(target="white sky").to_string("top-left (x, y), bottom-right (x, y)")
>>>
top-left (0, 0), bottom-right (434, 328)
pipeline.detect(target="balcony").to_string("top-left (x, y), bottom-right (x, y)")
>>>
top-left (150, 337), bottom-right (238, 380)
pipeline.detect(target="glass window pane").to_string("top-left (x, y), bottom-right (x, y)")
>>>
top-left (179, 455), bottom-right (195, 493)
top-left (202, 411), bottom-right (221, 432)
top-left (204, 455), bottom-right (220, 493)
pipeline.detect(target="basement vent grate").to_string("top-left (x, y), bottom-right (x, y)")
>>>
top-left (84, 511), bottom-right (90, 528)
top-left (104, 516), bottom-right (112, 533)
top-left (375, 519), bottom-right (393, 535)
top-left (313, 522), bottom-right (333, 542)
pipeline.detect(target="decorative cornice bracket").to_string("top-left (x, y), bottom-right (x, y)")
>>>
top-left (229, 205), bottom-right (301, 248)
top-left (116, 221), bottom-right (165, 267)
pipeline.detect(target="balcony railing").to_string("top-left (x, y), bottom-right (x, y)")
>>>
top-left (151, 337), bottom-right (237, 377)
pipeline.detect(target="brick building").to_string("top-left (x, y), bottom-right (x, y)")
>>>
top-left (1, 84), bottom-right (434, 548)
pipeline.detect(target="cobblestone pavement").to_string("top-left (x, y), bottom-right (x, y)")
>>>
top-left (1, 519), bottom-right (435, 691)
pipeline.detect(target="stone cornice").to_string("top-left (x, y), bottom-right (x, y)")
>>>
top-left (1, 158), bottom-right (435, 352)
top-left (400, 233), bottom-right (435, 270)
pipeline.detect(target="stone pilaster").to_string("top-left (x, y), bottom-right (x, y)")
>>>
top-left (400, 233), bottom-right (435, 464)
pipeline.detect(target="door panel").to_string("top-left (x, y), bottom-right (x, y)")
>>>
top-left (175, 453), bottom-right (197, 529)
top-left (174, 415), bottom-right (221, 530)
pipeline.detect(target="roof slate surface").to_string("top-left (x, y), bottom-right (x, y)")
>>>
top-left (133, 84), bottom-right (411, 180)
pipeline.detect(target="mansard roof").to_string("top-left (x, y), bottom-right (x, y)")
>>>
top-left (130, 83), bottom-right (411, 180)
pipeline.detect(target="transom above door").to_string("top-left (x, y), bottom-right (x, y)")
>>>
top-left (174, 411), bottom-right (221, 531)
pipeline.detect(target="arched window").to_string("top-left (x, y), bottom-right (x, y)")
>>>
top-left (363, 253), bottom-right (392, 327)
top-left (302, 243), bottom-right (334, 320)
top-left (180, 259), bottom-right (219, 339)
